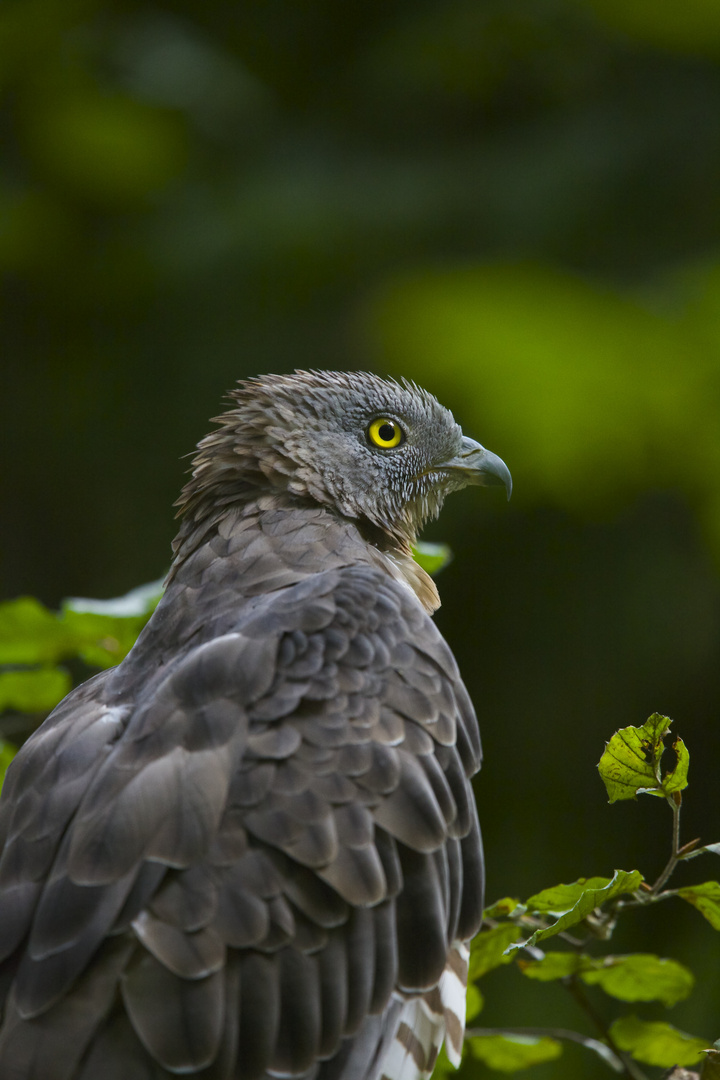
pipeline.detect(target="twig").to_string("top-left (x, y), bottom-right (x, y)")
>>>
top-left (467, 1025), bottom-right (598, 1045)
top-left (465, 1026), bottom-right (624, 1071)
top-left (650, 792), bottom-right (682, 897)
top-left (564, 976), bottom-right (649, 1080)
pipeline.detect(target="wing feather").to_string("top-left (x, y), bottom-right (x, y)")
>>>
top-left (121, 951), bottom-right (224, 1072)
top-left (0, 552), bottom-right (484, 1080)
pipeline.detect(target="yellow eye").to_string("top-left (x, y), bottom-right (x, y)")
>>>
top-left (367, 417), bottom-right (404, 449)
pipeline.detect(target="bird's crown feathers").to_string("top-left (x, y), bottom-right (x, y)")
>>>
top-left (177, 370), bottom-right (466, 550)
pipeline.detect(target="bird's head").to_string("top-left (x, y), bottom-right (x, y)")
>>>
top-left (178, 370), bottom-right (511, 552)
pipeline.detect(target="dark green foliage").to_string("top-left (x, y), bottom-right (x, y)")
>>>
top-left (0, 582), bottom-right (161, 760)
top-left (452, 715), bottom-right (720, 1078)
top-left (413, 542), bottom-right (454, 577)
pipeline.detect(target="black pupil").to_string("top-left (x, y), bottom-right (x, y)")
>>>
top-left (378, 422), bottom-right (396, 442)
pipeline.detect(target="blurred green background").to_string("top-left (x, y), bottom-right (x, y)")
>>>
top-left (2, 0), bottom-right (720, 1074)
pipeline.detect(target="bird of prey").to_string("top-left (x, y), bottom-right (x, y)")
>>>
top-left (0, 371), bottom-right (511, 1080)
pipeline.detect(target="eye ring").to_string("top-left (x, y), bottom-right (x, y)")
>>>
top-left (367, 417), bottom-right (405, 449)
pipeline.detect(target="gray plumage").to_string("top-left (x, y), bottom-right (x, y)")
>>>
top-left (0, 371), bottom-right (511, 1080)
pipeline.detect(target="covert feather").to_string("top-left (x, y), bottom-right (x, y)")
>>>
top-left (0, 371), bottom-right (511, 1080)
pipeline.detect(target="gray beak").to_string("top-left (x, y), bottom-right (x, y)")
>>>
top-left (439, 436), bottom-right (512, 500)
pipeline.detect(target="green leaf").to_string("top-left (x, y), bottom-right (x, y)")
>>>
top-left (412, 542), bottom-right (453, 576)
top-left (0, 597), bottom-right (73, 664)
top-left (469, 924), bottom-right (523, 980)
top-left (609, 1016), bottom-right (708, 1068)
top-left (677, 841), bottom-right (720, 861)
top-left (525, 876), bottom-right (615, 914)
top-left (0, 740), bottom-right (17, 795)
top-left (517, 952), bottom-right (595, 981)
top-left (582, 954), bottom-right (694, 1007)
top-left (61, 580), bottom-right (163, 668)
top-left (598, 713), bottom-right (688, 802)
top-left (677, 881), bottom-right (720, 930)
top-left (465, 982), bottom-right (483, 1021)
top-left (517, 951), bottom-right (693, 1005)
top-left (468, 1034), bottom-right (562, 1072)
top-left (663, 737), bottom-right (690, 793)
top-left (484, 897), bottom-right (522, 919)
top-left (0, 582), bottom-right (162, 674)
top-left (64, 578), bottom-right (164, 618)
top-left (0, 667), bottom-right (72, 713)
top-left (60, 609), bottom-right (150, 669)
top-left (511, 871), bottom-right (643, 949)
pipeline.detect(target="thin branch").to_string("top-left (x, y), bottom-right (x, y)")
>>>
top-left (650, 794), bottom-right (682, 897)
top-left (564, 976), bottom-right (649, 1080)
top-left (467, 1025), bottom-right (594, 1045)
top-left (466, 1026), bottom-right (624, 1072)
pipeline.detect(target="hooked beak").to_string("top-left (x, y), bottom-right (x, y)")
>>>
top-left (438, 436), bottom-right (512, 500)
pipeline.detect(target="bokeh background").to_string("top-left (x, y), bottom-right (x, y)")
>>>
top-left (2, 0), bottom-right (720, 1075)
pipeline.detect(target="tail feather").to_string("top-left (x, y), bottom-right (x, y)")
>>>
top-left (378, 941), bottom-right (469, 1080)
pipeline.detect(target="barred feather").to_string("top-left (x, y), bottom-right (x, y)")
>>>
top-left (378, 942), bottom-right (470, 1080)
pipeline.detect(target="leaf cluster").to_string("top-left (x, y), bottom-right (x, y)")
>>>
top-left (447, 715), bottom-right (720, 1079)
top-left (0, 580), bottom-right (163, 718)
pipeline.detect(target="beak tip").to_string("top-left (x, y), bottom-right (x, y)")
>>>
top-left (479, 448), bottom-right (512, 501)
top-left (444, 437), bottom-right (512, 501)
